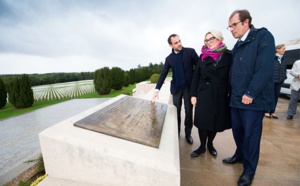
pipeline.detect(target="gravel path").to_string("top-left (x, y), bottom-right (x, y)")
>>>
top-left (0, 98), bottom-right (110, 185)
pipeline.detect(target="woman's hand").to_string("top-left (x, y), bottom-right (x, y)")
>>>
top-left (191, 97), bottom-right (197, 106)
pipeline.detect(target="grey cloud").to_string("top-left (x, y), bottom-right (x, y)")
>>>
top-left (0, 0), bottom-right (299, 74)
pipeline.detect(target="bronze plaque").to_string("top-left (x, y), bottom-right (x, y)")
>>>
top-left (74, 96), bottom-right (168, 148)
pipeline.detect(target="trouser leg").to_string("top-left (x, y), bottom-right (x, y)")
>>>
top-left (183, 87), bottom-right (193, 136)
top-left (172, 89), bottom-right (183, 133)
top-left (231, 108), bottom-right (244, 159)
top-left (287, 89), bottom-right (300, 116)
top-left (239, 109), bottom-right (264, 176)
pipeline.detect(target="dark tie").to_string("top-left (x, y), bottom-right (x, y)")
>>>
top-left (237, 40), bottom-right (243, 47)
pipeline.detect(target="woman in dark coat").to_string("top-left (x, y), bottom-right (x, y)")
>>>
top-left (190, 29), bottom-right (232, 157)
top-left (265, 44), bottom-right (287, 119)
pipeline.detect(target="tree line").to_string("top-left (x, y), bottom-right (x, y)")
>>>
top-left (0, 62), bottom-right (164, 109)
top-left (0, 72), bottom-right (94, 87)
top-left (0, 62), bottom-right (164, 88)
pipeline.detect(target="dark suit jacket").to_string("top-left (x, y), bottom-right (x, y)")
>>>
top-left (155, 47), bottom-right (199, 94)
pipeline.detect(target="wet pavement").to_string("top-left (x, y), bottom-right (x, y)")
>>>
top-left (0, 98), bottom-right (110, 185)
top-left (179, 97), bottom-right (300, 186)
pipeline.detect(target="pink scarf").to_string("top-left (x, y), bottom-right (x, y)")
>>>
top-left (201, 42), bottom-right (227, 61)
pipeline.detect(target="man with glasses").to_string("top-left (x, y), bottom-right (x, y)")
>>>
top-left (223, 9), bottom-right (275, 186)
top-left (152, 34), bottom-right (198, 145)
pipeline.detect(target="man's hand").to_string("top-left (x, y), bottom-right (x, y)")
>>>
top-left (152, 92), bottom-right (159, 103)
top-left (191, 97), bottom-right (197, 106)
top-left (242, 95), bottom-right (253, 105)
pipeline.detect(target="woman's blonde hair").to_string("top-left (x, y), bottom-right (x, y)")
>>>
top-left (205, 29), bottom-right (224, 42)
top-left (275, 44), bottom-right (285, 50)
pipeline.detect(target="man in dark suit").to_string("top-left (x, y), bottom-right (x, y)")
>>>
top-left (223, 9), bottom-right (275, 186)
top-left (152, 34), bottom-right (198, 144)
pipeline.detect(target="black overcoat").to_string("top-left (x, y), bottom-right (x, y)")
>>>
top-left (190, 50), bottom-right (232, 132)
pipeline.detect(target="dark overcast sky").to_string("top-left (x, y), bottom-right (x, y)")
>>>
top-left (0, 0), bottom-right (299, 74)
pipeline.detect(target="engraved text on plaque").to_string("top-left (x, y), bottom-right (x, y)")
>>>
top-left (74, 96), bottom-right (168, 148)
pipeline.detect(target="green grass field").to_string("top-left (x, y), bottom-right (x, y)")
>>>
top-left (0, 84), bottom-right (136, 120)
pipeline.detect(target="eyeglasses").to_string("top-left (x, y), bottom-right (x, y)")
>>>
top-left (227, 21), bottom-right (242, 30)
top-left (204, 37), bottom-right (215, 43)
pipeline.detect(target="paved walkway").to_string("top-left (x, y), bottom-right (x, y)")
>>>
top-left (0, 98), bottom-right (110, 185)
top-left (179, 97), bottom-right (300, 186)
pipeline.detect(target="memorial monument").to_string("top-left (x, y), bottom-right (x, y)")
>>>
top-left (74, 96), bottom-right (167, 148)
top-left (39, 92), bottom-right (180, 185)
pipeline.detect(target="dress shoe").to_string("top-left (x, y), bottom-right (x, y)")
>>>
top-left (208, 146), bottom-right (217, 157)
top-left (287, 115), bottom-right (293, 120)
top-left (237, 174), bottom-right (254, 186)
top-left (186, 135), bottom-right (193, 144)
top-left (222, 156), bottom-right (242, 164)
top-left (271, 114), bottom-right (278, 119)
top-left (190, 147), bottom-right (206, 157)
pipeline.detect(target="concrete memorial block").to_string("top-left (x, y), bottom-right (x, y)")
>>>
top-left (133, 81), bottom-right (156, 96)
top-left (39, 95), bottom-right (179, 186)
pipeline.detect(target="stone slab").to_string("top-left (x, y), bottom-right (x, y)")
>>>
top-left (74, 96), bottom-right (167, 148)
top-left (133, 81), bottom-right (156, 96)
top-left (38, 95), bottom-right (180, 186)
